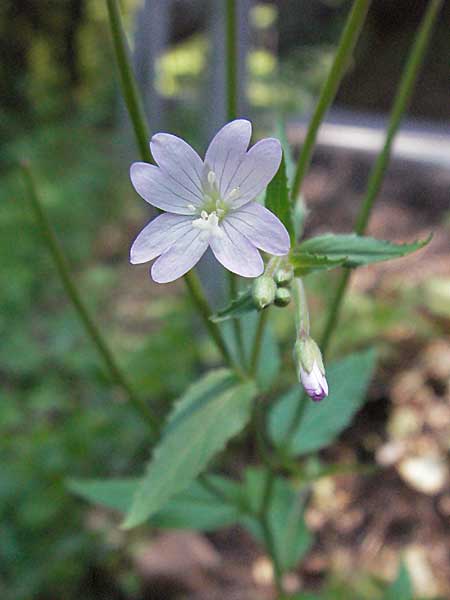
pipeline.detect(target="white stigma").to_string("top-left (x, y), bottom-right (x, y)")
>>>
top-left (192, 210), bottom-right (223, 240)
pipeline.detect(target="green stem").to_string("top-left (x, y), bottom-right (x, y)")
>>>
top-left (250, 307), bottom-right (269, 376)
top-left (225, 0), bottom-right (238, 121)
top-left (21, 163), bottom-right (160, 437)
top-left (224, 0), bottom-right (246, 367)
top-left (105, 0), bottom-right (232, 370)
top-left (293, 278), bottom-right (310, 337)
top-left (248, 257), bottom-right (281, 377)
top-left (320, 0), bottom-right (443, 356)
top-left (291, 0), bottom-right (370, 202)
top-left (228, 272), bottom-right (246, 367)
top-left (105, 0), bottom-right (152, 163)
top-left (184, 271), bottom-right (238, 371)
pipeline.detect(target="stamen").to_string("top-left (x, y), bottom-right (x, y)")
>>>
top-left (187, 204), bottom-right (196, 212)
top-left (225, 186), bottom-right (240, 202)
top-left (207, 170), bottom-right (216, 186)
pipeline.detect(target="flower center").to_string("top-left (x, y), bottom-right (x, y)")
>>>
top-left (190, 169), bottom-right (241, 239)
top-left (199, 170), bottom-right (240, 216)
top-left (192, 210), bottom-right (224, 240)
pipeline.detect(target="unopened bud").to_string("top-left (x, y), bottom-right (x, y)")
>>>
top-left (274, 287), bottom-right (291, 307)
top-left (294, 336), bottom-right (328, 402)
top-left (252, 275), bottom-right (277, 309)
top-left (274, 266), bottom-right (294, 287)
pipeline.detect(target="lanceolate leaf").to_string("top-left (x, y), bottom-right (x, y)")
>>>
top-left (265, 152), bottom-right (295, 242)
top-left (290, 251), bottom-right (346, 275)
top-left (292, 233), bottom-right (431, 270)
top-left (68, 475), bottom-right (241, 531)
top-left (269, 349), bottom-right (377, 455)
top-left (123, 369), bottom-right (256, 529)
top-left (210, 290), bottom-right (256, 322)
top-left (68, 478), bottom-right (137, 513)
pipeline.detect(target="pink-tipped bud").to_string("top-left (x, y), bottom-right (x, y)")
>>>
top-left (294, 336), bottom-right (329, 402)
top-left (299, 359), bottom-right (328, 401)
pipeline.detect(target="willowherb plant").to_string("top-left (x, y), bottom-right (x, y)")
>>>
top-left (22, 0), bottom-right (443, 596)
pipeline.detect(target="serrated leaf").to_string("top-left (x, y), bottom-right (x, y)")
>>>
top-left (240, 468), bottom-right (312, 571)
top-left (290, 251), bottom-right (346, 276)
top-left (68, 475), bottom-right (241, 531)
top-left (210, 290), bottom-right (256, 323)
top-left (123, 369), bottom-right (256, 529)
top-left (265, 153), bottom-right (295, 242)
top-left (293, 233), bottom-right (431, 268)
top-left (383, 562), bottom-right (413, 600)
top-left (269, 349), bottom-right (377, 455)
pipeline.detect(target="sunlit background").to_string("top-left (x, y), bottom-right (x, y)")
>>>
top-left (1, 1), bottom-right (450, 598)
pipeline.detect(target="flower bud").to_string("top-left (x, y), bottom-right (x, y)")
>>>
top-left (294, 336), bottom-right (328, 401)
top-left (252, 275), bottom-right (277, 309)
top-left (274, 265), bottom-right (294, 287)
top-left (274, 287), bottom-right (291, 307)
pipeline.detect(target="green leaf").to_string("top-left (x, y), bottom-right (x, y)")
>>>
top-left (123, 369), bottom-right (256, 529)
top-left (290, 251), bottom-right (346, 276)
top-left (269, 349), bottom-right (377, 455)
top-left (68, 475), bottom-right (241, 531)
top-left (68, 477), bottom-right (137, 513)
top-left (210, 290), bottom-right (256, 322)
top-left (293, 233), bottom-right (431, 269)
top-left (240, 468), bottom-right (312, 571)
top-left (154, 476), bottom-right (240, 531)
top-left (384, 562), bottom-right (413, 600)
top-left (265, 153), bottom-right (295, 242)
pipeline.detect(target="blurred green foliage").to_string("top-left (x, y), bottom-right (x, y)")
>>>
top-left (1, 1), bottom-right (447, 599)
top-left (0, 117), bottom-right (200, 597)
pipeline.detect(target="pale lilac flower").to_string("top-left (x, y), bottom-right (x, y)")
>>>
top-left (129, 119), bottom-right (290, 283)
top-left (294, 335), bottom-right (329, 402)
top-left (299, 360), bottom-right (329, 402)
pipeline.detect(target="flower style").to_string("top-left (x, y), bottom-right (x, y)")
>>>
top-left (129, 119), bottom-right (290, 283)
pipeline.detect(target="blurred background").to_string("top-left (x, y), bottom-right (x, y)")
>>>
top-left (1, 1), bottom-right (450, 598)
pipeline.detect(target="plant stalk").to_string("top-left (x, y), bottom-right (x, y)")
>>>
top-left (105, 0), bottom-right (232, 370)
top-left (250, 307), bottom-right (269, 377)
top-left (21, 163), bottom-right (160, 437)
top-left (224, 0), bottom-right (246, 366)
top-left (225, 0), bottom-right (238, 122)
top-left (105, 0), bottom-right (152, 163)
top-left (291, 0), bottom-right (371, 202)
top-left (184, 271), bottom-right (238, 372)
top-left (320, 0), bottom-right (443, 355)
